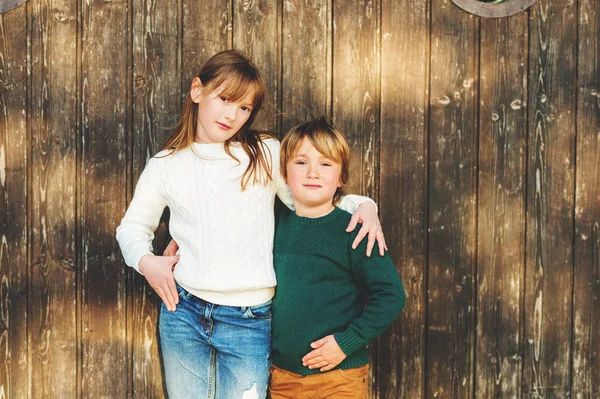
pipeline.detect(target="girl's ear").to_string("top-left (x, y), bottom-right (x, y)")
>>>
top-left (190, 77), bottom-right (203, 103)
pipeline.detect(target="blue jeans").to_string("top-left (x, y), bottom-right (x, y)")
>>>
top-left (159, 285), bottom-right (272, 399)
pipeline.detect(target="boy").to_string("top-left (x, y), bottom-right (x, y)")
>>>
top-left (270, 117), bottom-right (406, 398)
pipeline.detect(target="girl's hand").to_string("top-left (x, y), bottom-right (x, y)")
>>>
top-left (163, 239), bottom-right (179, 256)
top-left (302, 335), bottom-right (347, 372)
top-left (346, 201), bottom-right (387, 256)
top-left (139, 254), bottom-right (180, 311)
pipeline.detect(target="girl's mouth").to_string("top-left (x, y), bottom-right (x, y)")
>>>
top-left (217, 122), bottom-right (232, 130)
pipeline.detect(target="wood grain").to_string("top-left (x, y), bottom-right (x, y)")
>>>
top-left (379, 0), bottom-right (429, 397)
top-left (476, 13), bottom-right (528, 399)
top-left (281, 0), bottom-right (331, 133)
top-left (234, 0), bottom-right (281, 133)
top-left (130, 0), bottom-right (181, 397)
top-left (0, 5), bottom-right (28, 399)
top-left (80, 0), bottom-right (129, 396)
top-left (523, 0), bottom-right (577, 396)
top-left (427, 1), bottom-right (478, 397)
top-left (572, 0), bottom-right (600, 397)
top-left (29, 0), bottom-right (78, 396)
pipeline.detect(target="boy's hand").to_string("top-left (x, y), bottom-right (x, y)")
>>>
top-left (163, 239), bottom-right (179, 256)
top-left (302, 335), bottom-right (347, 372)
top-left (346, 201), bottom-right (387, 257)
top-left (139, 254), bottom-right (180, 312)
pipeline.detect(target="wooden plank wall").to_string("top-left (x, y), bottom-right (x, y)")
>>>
top-left (0, 0), bottom-right (598, 397)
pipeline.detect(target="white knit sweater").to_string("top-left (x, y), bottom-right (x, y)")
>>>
top-left (116, 138), bottom-right (372, 306)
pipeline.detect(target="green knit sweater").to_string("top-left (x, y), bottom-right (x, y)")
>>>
top-left (271, 207), bottom-right (406, 375)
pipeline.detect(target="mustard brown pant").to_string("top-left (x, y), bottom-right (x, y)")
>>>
top-left (268, 364), bottom-right (368, 399)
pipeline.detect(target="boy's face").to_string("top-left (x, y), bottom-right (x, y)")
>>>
top-left (285, 137), bottom-right (343, 212)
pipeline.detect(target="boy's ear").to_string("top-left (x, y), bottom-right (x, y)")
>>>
top-left (190, 77), bottom-right (203, 103)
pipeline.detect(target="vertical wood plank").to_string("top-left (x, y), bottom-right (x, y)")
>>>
top-left (233, 0), bottom-right (281, 133)
top-left (130, 0), bottom-right (180, 396)
top-left (182, 1), bottom-right (231, 101)
top-left (476, 13), bottom-right (528, 399)
top-left (427, 1), bottom-right (478, 398)
top-left (80, 0), bottom-right (129, 396)
top-left (573, 0), bottom-right (600, 396)
top-left (0, 6), bottom-right (28, 399)
top-left (28, 0), bottom-right (78, 396)
top-left (379, 0), bottom-right (428, 397)
top-left (281, 0), bottom-right (331, 133)
top-left (523, 0), bottom-right (577, 396)
top-left (331, 1), bottom-right (380, 396)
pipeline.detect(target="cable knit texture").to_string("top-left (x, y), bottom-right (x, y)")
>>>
top-left (116, 138), bottom-right (370, 306)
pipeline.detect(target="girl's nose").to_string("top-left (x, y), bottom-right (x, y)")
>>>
top-left (224, 105), bottom-right (236, 121)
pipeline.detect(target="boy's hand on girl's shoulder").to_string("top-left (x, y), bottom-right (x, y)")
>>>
top-left (139, 254), bottom-right (180, 312)
top-left (302, 335), bottom-right (347, 372)
top-left (346, 201), bottom-right (387, 257)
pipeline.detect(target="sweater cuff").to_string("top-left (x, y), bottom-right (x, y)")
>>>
top-left (334, 330), bottom-right (366, 357)
top-left (132, 250), bottom-right (153, 276)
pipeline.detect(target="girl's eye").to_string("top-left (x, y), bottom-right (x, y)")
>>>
top-left (220, 96), bottom-right (228, 102)
top-left (241, 106), bottom-right (252, 113)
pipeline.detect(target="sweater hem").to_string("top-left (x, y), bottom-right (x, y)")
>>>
top-left (272, 350), bottom-right (369, 376)
top-left (180, 284), bottom-right (275, 306)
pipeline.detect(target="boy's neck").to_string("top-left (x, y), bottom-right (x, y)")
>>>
top-left (293, 202), bottom-right (336, 218)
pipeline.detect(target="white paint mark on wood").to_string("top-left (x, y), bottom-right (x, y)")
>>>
top-left (0, 145), bottom-right (5, 187)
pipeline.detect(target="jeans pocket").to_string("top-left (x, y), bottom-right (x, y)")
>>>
top-left (242, 300), bottom-right (272, 319)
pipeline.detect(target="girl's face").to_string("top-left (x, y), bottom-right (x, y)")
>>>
top-left (285, 137), bottom-right (343, 216)
top-left (190, 77), bottom-right (255, 143)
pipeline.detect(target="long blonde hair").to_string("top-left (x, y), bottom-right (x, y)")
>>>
top-left (162, 50), bottom-right (274, 189)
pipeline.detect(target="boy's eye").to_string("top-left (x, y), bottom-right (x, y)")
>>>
top-left (295, 160), bottom-right (307, 165)
top-left (321, 162), bottom-right (332, 167)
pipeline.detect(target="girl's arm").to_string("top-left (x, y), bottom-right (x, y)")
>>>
top-left (116, 158), bottom-right (180, 311)
top-left (271, 139), bottom-right (386, 256)
top-left (116, 157), bottom-right (167, 272)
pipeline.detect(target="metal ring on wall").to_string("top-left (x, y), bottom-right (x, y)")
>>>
top-left (451, 0), bottom-right (537, 18)
top-left (0, 0), bottom-right (27, 13)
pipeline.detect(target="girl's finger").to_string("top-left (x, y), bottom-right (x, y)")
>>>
top-left (156, 286), bottom-right (173, 311)
top-left (377, 231), bottom-right (386, 256)
top-left (365, 229), bottom-right (377, 257)
top-left (346, 213), bottom-right (360, 233)
top-left (351, 225), bottom-right (369, 249)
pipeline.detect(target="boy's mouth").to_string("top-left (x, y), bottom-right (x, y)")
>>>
top-left (303, 184), bottom-right (322, 188)
top-left (216, 122), bottom-right (232, 130)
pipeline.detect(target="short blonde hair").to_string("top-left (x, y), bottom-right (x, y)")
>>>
top-left (280, 117), bottom-right (350, 204)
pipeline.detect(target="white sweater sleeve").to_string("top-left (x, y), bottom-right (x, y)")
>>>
top-left (269, 138), bottom-right (377, 213)
top-left (116, 157), bottom-right (168, 273)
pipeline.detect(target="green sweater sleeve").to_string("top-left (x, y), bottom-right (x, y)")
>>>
top-left (333, 236), bottom-right (406, 356)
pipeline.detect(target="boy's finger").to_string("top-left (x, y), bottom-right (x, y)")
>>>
top-left (320, 365), bottom-right (334, 372)
top-left (311, 338), bottom-right (327, 348)
top-left (346, 213), bottom-right (359, 232)
top-left (352, 226), bottom-right (368, 249)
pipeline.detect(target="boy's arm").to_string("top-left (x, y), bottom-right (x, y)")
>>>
top-left (116, 158), bottom-right (168, 274)
top-left (303, 235), bottom-right (406, 371)
top-left (333, 251), bottom-right (406, 356)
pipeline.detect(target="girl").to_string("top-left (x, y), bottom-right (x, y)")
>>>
top-left (116, 50), bottom-right (385, 399)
